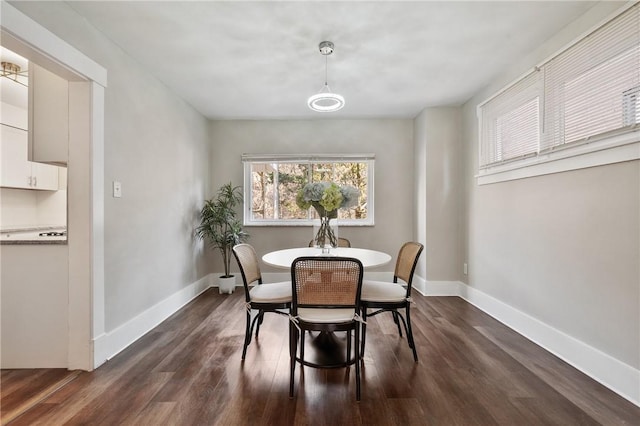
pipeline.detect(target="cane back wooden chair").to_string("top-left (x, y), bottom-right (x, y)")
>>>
top-left (360, 242), bottom-right (424, 362)
top-left (289, 256), bottom-right (364, 400)
top-left (308, 237), bottom-right (352, 248)
top-left (232, 243), bottom-right (292, 360)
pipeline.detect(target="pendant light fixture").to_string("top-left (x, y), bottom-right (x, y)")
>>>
top-left (1, 62), bottom-right (27, 87)
top-left (307, 41), bottom-right (345, 112)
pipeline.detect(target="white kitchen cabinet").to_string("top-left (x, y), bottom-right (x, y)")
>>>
top-left (29, 161), bottom-right (59, 190)
top-left (28, 63), bottom-right (69, 165)
top-left (0, 158), bottom-right (59, 190)
top-left (1, 130), bottom-right (30, 188)
top-left (1, 125), bottom-right (59, 190)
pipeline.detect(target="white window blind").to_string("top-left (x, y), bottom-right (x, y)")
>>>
top-left (479, 3), bottom-right (640, 170)
top-left (479, 70), bottom-right (541, 167)
top-left (543, 4), bottom-right (640, 150)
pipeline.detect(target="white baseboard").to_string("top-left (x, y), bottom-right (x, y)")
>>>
top-left (459, 282), bottom-right (640, 407)
top-left (93, 274), bottom-right (212, 368)
top-left (413, 276), bottom-right (461, 296)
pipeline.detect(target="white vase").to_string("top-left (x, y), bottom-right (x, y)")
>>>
top-left (218, 275), bottom-right (236, 294)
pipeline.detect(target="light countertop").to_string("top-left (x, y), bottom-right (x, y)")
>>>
top-left (1, 226), bottom-right (67, 245)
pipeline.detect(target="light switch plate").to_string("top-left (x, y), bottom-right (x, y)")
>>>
top-left (113, 181), bottom-right (122, 198)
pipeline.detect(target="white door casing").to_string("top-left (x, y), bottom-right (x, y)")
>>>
top-left (1, 2), bottom-right (107, 370)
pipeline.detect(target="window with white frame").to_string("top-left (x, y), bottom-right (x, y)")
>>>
top-left (478, 3), bottom-right (640, 182)
top-left (242, 154), bottom-right (374, 226)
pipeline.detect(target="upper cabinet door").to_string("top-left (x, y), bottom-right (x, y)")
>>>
top-left (0, 126), bottom-right (31, 188)
top-left (29, 161), bottom-right (59, 190)
top-left (28, 63), bottom-right (69, 165)
top-left (0, 126), bottom-right (59, 190)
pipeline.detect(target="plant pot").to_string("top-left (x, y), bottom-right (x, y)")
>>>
top-left (218, 275), bottom-right (236, 294)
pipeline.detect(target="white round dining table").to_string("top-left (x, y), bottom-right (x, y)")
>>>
top-left (262, 247), bottom-right (392, 269)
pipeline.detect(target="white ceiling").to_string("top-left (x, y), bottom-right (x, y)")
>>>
top-left (55, 1), bottom-right (599, 119)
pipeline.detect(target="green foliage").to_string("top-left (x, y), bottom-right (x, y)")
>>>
top-left (196, 182), bottom-right (249, 277)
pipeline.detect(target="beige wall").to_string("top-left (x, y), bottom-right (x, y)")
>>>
top-left (209, 119), bottom-right (414, 273)
top-left (461, 1), bottom-right (639, 369)
top-left (10, 2), bottom-right (213, 332)
top-left (414, 107), bottom-right (462, 282)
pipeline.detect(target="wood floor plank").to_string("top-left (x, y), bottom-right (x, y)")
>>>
top-left (65, 371), bottom-right (174, 424)
top-left (4, 403), bottom-right (59, 426)
top-left (1, 369), bottom-right (73, 413)
top-left (121, 401), bottom-right (179, 425)
top-left (1, 370), bottom-right (55, 404)
top-left (256, 329), bottom-right (305, 426)
top-left (476, 324), bottom-right (640, 425)
top-left (385, 398), bottom-right (428, 426)
top-left (0, 370), bottom-right (79, 425)
top-left (2, 289), bottom-right (639, 425)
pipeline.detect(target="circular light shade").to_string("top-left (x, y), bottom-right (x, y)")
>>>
top-left (307, 91), bottom-right (345, 112)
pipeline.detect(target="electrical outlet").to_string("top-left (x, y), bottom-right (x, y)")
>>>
top-left (113, 181), bottom-right (122, 198)
top-left (463, 262), bottom-right (468, 275)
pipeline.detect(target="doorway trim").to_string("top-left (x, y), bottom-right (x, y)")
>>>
top-left (1, 3), bottom-right (106, 370)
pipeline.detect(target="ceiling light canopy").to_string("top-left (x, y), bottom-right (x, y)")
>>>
top-left (308, 41), bottom-right (344, 113)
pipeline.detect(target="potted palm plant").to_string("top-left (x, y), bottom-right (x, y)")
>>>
top-left (196, 182), bottom-right (249, 294)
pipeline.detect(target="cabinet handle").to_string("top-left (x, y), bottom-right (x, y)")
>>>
top-left (33, 176), bottom-right (37, 187)
top-left (28, 176), bottom-right (33, 187)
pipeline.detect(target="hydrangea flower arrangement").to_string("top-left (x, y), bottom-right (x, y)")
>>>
top-left (296, 182), bottom-right (359, 248)
top-left (296, 182), bottom-right (359, 218)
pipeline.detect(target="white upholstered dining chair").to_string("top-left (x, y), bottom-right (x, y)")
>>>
top-left (359, 242), bottom-right (424, 362)
top-left (232, 243), bottom-right (292, 360)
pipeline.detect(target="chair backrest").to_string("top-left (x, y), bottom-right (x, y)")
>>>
top-left (232, 244), bottom-right (262, 300)
top-left (393, 242), bottom-right (424, 295)
top-left (290, 257), bottom-right (363, 314)
top-left (308, 237), bottom-right (352, 248)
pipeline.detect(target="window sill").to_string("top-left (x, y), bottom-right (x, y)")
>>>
top-left (476, 131), bottom-right (640, 185)
top-left (244, 220), bottom-right (374, 227)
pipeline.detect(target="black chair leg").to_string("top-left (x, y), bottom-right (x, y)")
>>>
top-left (242, 310), bottom-right (251, 360)
top-left (255, 311), bottom-right (264, 338)
top-left (392, 310), bottom-right (403, 337)
top-left (405, 306), bottom-right (418, 362)
top-left (289, 324), bottom-right (297, 398)
top-left (355, 325), bottom-right (361, 401)
top-left (360, 307), bottom-right (368, 356)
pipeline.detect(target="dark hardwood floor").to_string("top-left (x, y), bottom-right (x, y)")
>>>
top-left (2, 289), bottom-right (639, 425)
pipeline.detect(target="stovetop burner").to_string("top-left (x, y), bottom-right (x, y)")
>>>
top-left (39, 231), bottom-right (66, 237)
